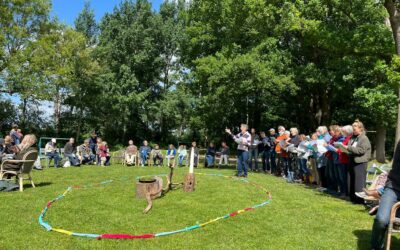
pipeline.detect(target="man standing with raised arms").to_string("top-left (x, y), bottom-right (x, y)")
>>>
top-left (225, 124), bottom-right (251, 178)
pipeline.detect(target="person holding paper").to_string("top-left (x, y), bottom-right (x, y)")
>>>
top-left (269, 128), bottom-right (278, 174)
top-left (315, 126), bottom-right (331, 189)
top-left (225, 124), bottom-right (251, 178)
top-left (337, 125), bottom-right (353, 197)
top-left (325, 125), bottom-right (343, 193)
top-left (259, 131), bottom-right (272, 173)
top-left (248, 128), bottom-right (260, 172)
top-left (341, 120), bottom-right (371, 204)
top-left (274, 126), bottom-right (288, 176)
top-left (297, 134), bottom-right (311, 183)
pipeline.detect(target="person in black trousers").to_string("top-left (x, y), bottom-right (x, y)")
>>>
top-left (343, 120), bottom-right (371, 204)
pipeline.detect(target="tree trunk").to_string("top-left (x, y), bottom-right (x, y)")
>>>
top-left (384, 0), bottom-right (400, 148)
top-left (21, 97), bottom-right (28, 128)
top-left (375, 126), bottom-right (386, 163)
top-left (54, 87), bottom-right (62, 136)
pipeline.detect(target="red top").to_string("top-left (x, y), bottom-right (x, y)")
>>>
top-left (98, 145), bottom-right (109, 158)
top-left (338, 136), bottom-right (351, 164)
top-left (325, 135), bottom-right (339, 160)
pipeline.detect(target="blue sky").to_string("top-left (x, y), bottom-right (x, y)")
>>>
top-left (51, 0), bottom-right (164, 26)
top-left (4, 0), bottom-right (165, 107)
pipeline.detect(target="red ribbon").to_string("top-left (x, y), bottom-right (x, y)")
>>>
top-left (99, 234), bottom-right (155, 239)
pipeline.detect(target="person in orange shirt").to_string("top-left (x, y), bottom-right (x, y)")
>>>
top-left (274, 126), bottom-right (288, 176)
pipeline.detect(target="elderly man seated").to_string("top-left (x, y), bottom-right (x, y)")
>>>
top-left (45, 138), bottom-right (61, 168)
top-left (64, 138), bottom-right (81, 166)
top-left (78, 139), bottom-right (95, 165)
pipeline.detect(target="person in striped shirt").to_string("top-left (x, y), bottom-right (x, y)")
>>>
top-left (225, 124), bottom-right (251, 178)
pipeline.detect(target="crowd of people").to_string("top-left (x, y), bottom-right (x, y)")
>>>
top-left (2, 122), bottom-right (400, 249)
top-left (0, 129), bottom-right (112, 169)
top-left (43, 133), bottom-right (112, 168)
top-left (225, 121), bottom-right (372, 204)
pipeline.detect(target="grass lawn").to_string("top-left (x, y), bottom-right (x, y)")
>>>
top-left (1, 164), bottom-right (399, 250)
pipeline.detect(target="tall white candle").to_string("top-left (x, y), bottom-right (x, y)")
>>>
top-left (189, 147), bottom-right (194, 174)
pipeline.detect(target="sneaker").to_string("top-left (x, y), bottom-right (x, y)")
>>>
top-left (364, 196), bottom-right (379, 201)
top-left (355, 192), bottom-right (368, 199)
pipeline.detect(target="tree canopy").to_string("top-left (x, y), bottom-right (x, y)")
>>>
top-left (0, 0), bottom-right (399, 159)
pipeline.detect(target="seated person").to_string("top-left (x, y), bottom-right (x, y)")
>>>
top-left (1, 135), bottom-right (17, 161)
top-left (89, 132), bottom-right (98, 155)
top-left (166, 144), bottom-right (176, 168)
top-left (152, 144), bottom-right (164, 166)
top-left (218, 142), bottom-right (230, 167)
top-left (139, 140), bottom-right (151, 167)
top-left (9, 124), bottom-right (20, 145)
top-left (125, 140), bottom-right (138, 166)
top-left (64, 138), bottom-right (81, 166)
top-left (45, 138), bottom-right (61, 168)
top-left (97, 139), bottom-right (111, 166)
top-left (205, 142), bottom-right (216, 168)
top-left (178, 145), bottom-right (187, 167)
top-left (1, 134), bottom-right (37, 178)
top-left (78, 139), bottom-right (95, 165)
top-left (189, 141), bottom-right (200, 167)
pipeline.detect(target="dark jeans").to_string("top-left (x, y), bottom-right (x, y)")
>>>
top-left (237, 150), bottom-right (249, 177)
top-left (349, 160), bottom-right (367, 203)
top-left (82, 154), bottom-right (95, 164)
top-left (90, 144), bottom-right (97, 155)
top-left (46, 152), bottom-right (61, 168)
top-left (153, 156), bottom-right (163, 166)
top-left (206, 155), bottom-right (215, 167)
top-left (276, 153), bottom-right (284, 176)
top-left (270, 150), bottom-right (277, 174)
top-left (248, 148), bottom-right (258, 170)
top-left (326, 159), bottom-right (338, 192)
top-left (65, 154), bottom-right (80, 166)
top-left (371, 187), bottom-right (400, 249)
top-left (298, 158), bottom-right (309, 177)
top-left (178, 155), bottom-right (186, 166)
top-left (317, 166), bottom-right (327, 188)
top-left (282, 157), bottom-right (291, 176)
top-left (261, 150), bottom-right (271, 172)
top-left (141, 152), bottom-right (148, 166)
top-left (337, 163), bottom-right (348, 195)
top-left (97, 155), bottom-right (111, 166)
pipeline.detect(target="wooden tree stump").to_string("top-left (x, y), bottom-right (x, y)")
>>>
top-left (183, 173), bottom-right (195, 192)
top-left (136, 177), bottom-right (163, 199)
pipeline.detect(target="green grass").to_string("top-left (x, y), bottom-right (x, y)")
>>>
top-left (1, 164), bottom-right (399, 250)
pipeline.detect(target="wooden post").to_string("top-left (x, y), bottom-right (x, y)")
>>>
top-left (184, 147), bottom-right (196, 192)
top-left (183, 172), bottom-right (195, 192)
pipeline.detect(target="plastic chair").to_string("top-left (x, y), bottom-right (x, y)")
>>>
top-left (0, 149), bottom-right (38, 191)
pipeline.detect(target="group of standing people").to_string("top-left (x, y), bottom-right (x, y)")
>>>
top-left (225, 121), bottom-right (372, 205)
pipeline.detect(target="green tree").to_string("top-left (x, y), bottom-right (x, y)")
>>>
top-left (26, 25), bottom-right (93, 135)
top-left (74, 1), bottom-right (99, 46)
top-left (95, 0), bottom-right (164, 143)
top-left (0, 0), bottom-right (50, 91)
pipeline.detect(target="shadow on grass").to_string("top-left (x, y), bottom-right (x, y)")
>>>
top-left (26, 182), bottom-right (52, 189)
top-left (353, 229), bottom-right (400, 250)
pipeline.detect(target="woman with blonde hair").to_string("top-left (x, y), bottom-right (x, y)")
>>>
top-left (343, 120), bottom-right (371, 203)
